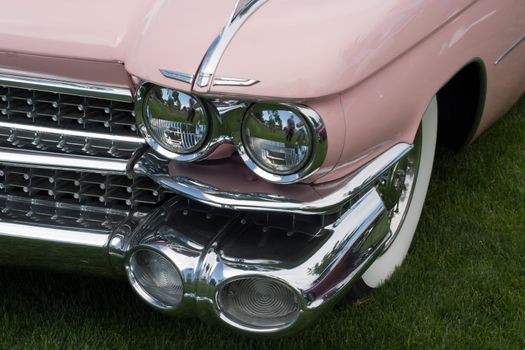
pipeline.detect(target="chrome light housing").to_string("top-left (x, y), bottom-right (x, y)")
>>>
top-left (139, 86), bottom-right (210, 158)
top-left (126, 247), bottom-right (184, 311)
top-left (217, 277), bottom-right (301, 330)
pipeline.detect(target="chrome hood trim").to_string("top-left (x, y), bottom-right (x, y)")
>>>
top-left (194, 0), bottom-right (268, 89)
top-left (0, 73), bottom-right (132, 102)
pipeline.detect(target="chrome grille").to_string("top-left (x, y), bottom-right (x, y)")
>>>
top-left (0, 165), bottom-right (173, 210)
top-left (0, 85), bottom-right (143, 159)
top-left (0, 196), bottom-right (130, 231)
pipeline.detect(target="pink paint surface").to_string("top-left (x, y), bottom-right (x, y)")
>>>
top-left (0, 52), bottom-right (131, 88)
top-left (0, 0), bottom-right (523, 184)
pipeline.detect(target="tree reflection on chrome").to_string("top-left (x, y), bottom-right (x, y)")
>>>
top-left (244, 107), bottom-right (311, 174)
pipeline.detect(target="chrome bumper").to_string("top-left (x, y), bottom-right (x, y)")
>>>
top-left (0, 187), bottom-right (390, 335)
top-left (0, 143), bottom-right (410, 335)
top-left (134, 143), bottom-right (412, 215)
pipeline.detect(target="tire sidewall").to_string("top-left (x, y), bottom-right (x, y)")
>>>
top-left (361, 96), bottom-right (438, 288)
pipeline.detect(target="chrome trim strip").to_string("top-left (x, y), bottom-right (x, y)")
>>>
top-left (135, 143), bottom-right (412, 214)
top-left (0, 73), bottom-right (133, 102)
top-left (195, 0), bottom-right (269, 88)
top-left (0, 121), bottom-right (145, 144)
top-left (159, 69), bottom-right (194, 84)
top-left (0, 220), bottom-right (113, 274)
top-left (213, 76), bottom-right (259, 86)
top-left (0, 221), bottom-right (109, 247)
top-left (495, 33), bottom-right (525, 65)
top-left (0, 147), bottom-right (128, 173)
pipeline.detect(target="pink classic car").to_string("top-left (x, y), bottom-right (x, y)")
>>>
top-left (0, 0), bottom-right (523, 336)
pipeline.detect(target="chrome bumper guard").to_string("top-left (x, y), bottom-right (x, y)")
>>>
top-left (0, 142), bottom-right (411, 336)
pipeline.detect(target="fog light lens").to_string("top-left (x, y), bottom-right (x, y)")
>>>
top-left (127, 249), bottom-right (183, 309)
top-left (242, 104), bottom-right (313, 175)
top-left (218, 278), bottom-right (300, 329)
top-left (143, 86), bottom-right (209, 154)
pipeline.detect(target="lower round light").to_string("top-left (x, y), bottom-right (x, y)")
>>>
top-left (127, 249), bottom-right (184, 309)
top-left (242, 104), bottom-right (313, 175)
top-left (218, 277), bottom-right (300, 329)
top-left (143, 86), bottom-right (209, 154)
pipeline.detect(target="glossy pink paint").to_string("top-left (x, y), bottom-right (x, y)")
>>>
top-left (212, 0), bottom-right (477, 99)
top-left (0, 52), bottom-right (131, 88)
top-left (0, 0), bottom-right (523, 185)
top-left (321, 0), bottom-right (525, 182)
top-left (0, 0), bottom-right (235, 91)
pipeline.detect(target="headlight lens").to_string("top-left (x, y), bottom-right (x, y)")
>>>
top-left (242, 104), bottom-right (313, 175)
top-left (218, 278), bottom-right (300, 329)
top-left (127, 248), bottom-right (184, 309)
top-left (143, 86), bottom-right (209, 154)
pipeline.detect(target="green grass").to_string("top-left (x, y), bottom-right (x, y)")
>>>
top-left (1, 97), bottom-right (524, 350)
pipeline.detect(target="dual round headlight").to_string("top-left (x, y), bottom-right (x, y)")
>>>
top-left (241, 104), bottom-right (313, 175)
top-left (142, 86), bottom-right (209, 155)
top-left (139, 85), bottom-right (322, 181)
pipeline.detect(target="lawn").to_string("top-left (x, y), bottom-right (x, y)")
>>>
top-left (0, 96), bottom-right (524, 349)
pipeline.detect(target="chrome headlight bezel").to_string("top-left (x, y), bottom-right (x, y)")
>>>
top-left (135, 84), bottom-right (219, 162)
top-left (135, 83), bottom-right (327, 184)
top-left (234, 103), bottom-right (327, 184)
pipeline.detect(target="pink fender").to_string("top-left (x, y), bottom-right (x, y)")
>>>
top-left (315, 0), bottom-right (525, 181)
top-left (211, 0), bottom-right (478, 99)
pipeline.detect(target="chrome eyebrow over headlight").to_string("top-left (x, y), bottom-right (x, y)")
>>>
top-left (135, 83), bottom-right (328, 184)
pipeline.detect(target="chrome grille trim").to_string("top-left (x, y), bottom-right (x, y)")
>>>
top-left (0, 74), bottom-right (175, 216)
top-left (0, 148), bottom-right (129, 173)
top-left (0, 121), bottom-right (144, 159)
top-left (0, 195), bottom-right (131, 232)
top-left (0, 121), bottom-right (144, 143)
top-left (0, 165), bottom-right (173, 209)
top-left (0, 73), bottom-right (132, 102)
top-left (0, 81), bottom-right (141, 159)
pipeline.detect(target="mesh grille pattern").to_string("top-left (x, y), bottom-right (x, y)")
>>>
top-left (0, 85), bottom-right (142, 159)
top-left (0, 196), bottom-right (130, 231)
top-left (0, 166), bottom-right (173, 209)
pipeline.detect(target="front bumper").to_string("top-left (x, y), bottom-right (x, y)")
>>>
top-left (0, 143), bottom-right (411, 335)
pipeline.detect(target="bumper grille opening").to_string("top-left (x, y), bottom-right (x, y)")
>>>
top-left (0, 165), bottom-right (174, 210)
top-left (0, 196), bottom-right (130, 231)
top-left (0, 77), bottom-right (177, 230)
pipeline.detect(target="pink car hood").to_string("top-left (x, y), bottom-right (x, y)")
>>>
top-left (0, 0), bottom-right (235, 90)
top-left (0, 0), bottom-right (476, 99)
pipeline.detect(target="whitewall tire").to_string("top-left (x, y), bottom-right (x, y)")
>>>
top-left (360, 96), bottom-right (438, 289)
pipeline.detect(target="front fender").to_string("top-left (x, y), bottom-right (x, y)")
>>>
top-left (208, 0), bottom-right (477, 100)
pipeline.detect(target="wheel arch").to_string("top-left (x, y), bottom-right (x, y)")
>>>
top-left (436, 59), bottom-right (487, 150)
